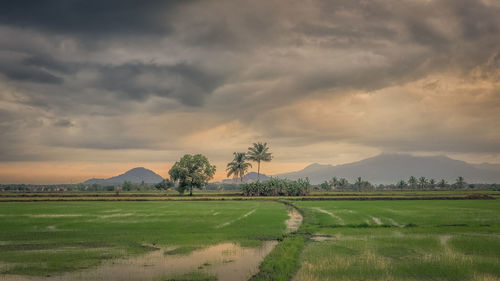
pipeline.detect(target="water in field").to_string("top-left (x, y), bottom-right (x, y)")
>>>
top-left (285, 206), bottom-right (303, 233)
top-left (1, 208), bottom-right (302, 281)
top-left (1, 241), bottom-right (277, 281)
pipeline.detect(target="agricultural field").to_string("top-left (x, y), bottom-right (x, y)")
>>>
top-left (0, 198), bottom-right (499, 281)
top-left (292, 200), bottom-right (500, 281)
top-left (0, 201), bottom-right (289, 280)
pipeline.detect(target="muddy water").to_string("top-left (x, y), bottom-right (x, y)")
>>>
top-left (2, 207), bottom-right (303, 281)
top-left (2, 242), bottom-right (277, 281)
top-left (285, 207), bottom-right (303, 233)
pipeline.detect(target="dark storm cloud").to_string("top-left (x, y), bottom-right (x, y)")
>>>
top-left (0, 64), bottom-right (63, 84)
top-left (0, 0), bottom-right (192, 36)
top-left (95, 63), bottom-right (223, 106)
top-left (0, 0), bottom-right (499, 164)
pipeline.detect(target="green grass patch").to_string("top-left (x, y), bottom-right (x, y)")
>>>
top-left (250, 235), bottom-right (305, 281)
top-left (0, 201), bottom-right (288, 276)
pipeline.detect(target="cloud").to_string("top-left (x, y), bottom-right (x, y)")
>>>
top-left (0, 0), bottom-right (499, 181)
top-left (0, 0), bottom-right (192, 36)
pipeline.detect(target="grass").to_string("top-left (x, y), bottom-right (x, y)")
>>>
top-left (292, 200), bottom-right (500, 281)
top-left (250, 235), bottom-right (305, 281)
top-left (0, 201), bottom-right (288, 276)
top-left (1, 197), bottom-right (499, 280)
top-left (1, 190), bottom-right (499, 202)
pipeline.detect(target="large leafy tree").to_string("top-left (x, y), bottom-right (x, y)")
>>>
top-left (246, 142), bottom-right (273, 181)
top-left (169, 154), bottom-right (216, 196)
top-left (226, 152), bottom-right (252, 182)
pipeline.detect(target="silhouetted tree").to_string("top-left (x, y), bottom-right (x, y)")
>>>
top-left (226, 152), bottom-right (252, 182)
top-left (246, 142), bottom-right (273, 181)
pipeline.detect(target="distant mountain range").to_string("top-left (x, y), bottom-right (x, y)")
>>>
top-left (275, 153), bottom-right (500, 185)
top-left (222, 172), bottom-right (269, 184)
top-left (82, 167), bottom-right (163, 185)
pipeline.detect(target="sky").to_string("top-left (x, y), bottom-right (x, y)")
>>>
top-left (0, 0), bottom-right (499, 184)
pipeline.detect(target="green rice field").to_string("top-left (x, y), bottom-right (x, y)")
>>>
top-left (0, 198), bottom-right (499, 280)
top-left (293, 200), bottom-right (500, 281)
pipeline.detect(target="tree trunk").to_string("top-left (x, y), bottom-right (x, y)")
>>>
top-left (257, 161), bottom-right (261, 182)
top-left (189, 184), bottom-right (193, 196)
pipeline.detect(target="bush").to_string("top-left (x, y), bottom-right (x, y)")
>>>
top-left (241, 177), bottom-right (311, 196)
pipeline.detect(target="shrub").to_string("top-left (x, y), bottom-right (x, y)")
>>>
top-left (241, 177), bottom-right (311, 196)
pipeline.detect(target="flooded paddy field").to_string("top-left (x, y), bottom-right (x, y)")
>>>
top-left (1, 199), bottom-right (499, 281)
top-left (0, 201), bottom-right (294, 280)
top-left (293, 200), bottom-right (500, 281)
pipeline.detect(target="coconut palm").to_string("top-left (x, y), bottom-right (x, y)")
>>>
top-left (454, 176), bottom-right (466, 189)
top-left (437, 179), bottom-right (448, 189)
top-left (329, 177), bottom-right (339, 190)
top-left (226, 152), bottom-right (252, 182)
top-left (418, 177), bottom-right (428, 190)
top-left (408, 176), bottom-right (417, 189)
top-left (397, 180), bottom-right (407, 191)
top-left (246, 142), bottom-right (273, 181)
top-left (355, 177), bottom-right (363, 192)
top-left (338, 178), bottom-right (349, 191)
top-left (429, 178), bottom-right (436, 189)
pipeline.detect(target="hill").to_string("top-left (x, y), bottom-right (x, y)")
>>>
top-left (82, 167), bottom-right (163, 185)
top-left (222, 172), bottom-right (269, 184)
top-left (275, 153), bottom-right (500, 185)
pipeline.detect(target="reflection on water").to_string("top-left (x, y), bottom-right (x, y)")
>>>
top-left (285, 207), bottom-right (303, 233)
top-left (2, 207), bottom-right (303, 281)
top-left (1, 242), bottom-right (277, 281)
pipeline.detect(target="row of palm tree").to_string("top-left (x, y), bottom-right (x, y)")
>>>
top-left (397, 176), bottom-right (466, 190)
top-left (226, 142), bottom-right (273, 182)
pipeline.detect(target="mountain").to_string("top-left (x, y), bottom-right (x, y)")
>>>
top-left (222, 172), bottom-right (270, 184)
top-left (275, 153), bottom-right (500, 185)
top-left (82, 167), bottom-right (163, 185)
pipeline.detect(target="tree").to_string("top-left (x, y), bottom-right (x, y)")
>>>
top-left (429, 178), bottom-right (436, 189)
top-left (169, 154), bottom-right (216, 196)
top-left (397, 180), bottom-right (407, 191)
top-left (226, 152), bottom-right (252, 182)
top-left (355, 177), bottom-right (363, 192)
top-left (338, 178), bottom-right (348, 191)
top-left (246, 142), bottom-right (273, 181)
top-left (408, 176), bottom-right (417, 189)
top-left (437, 179), bottom-right (448, 189)
top-left (122, 181), bottom-right (134, 191)
top-left (155, 179), bottom-right (174, 190)
top-left (454, 176), bottom-right (466, 189)
top-left (329, 177), bottom-right (339, 190)
top-left (418, 177), bottom-right (428, 190)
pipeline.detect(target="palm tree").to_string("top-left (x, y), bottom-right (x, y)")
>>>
top-left (355, 177), bottom-right (363, 192)
top-left (408, 176), bottom-right (417, 190)
top-left (454, 176), bottom-right (466, 189)
top-left (437, 179), bottom-right (448, 189)
top-left (338, 178), bottom-right (348, 192)
top-left (329, 177), bottom-right (339, 190)
top-left (397, 180), bottom-right (406, 191)
top-left (246, 142), bottom-right (273, 181)
top-left (418, 177), bottom-right (428, 190)
top-left (429, 178), bottom-right (436, 189)
top-left (226, 152), bottom-right (252, 182)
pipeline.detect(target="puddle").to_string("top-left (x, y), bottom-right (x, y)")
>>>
top-left (1, 242), bottom-right (277, 281)
top-left (285, 207), bottom-right (303, 233)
